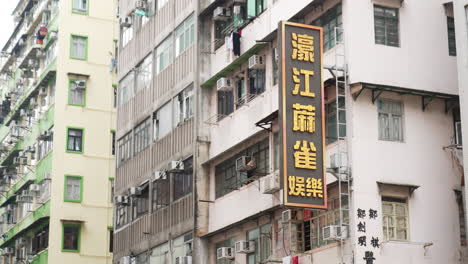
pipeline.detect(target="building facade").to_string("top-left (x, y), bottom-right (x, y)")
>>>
top-left (115, 0), bottom-right (465, 263)
top-left (0, 0), bottom-right (117, 263)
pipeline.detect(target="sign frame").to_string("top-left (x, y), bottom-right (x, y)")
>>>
top-left (279, 21), bottom-right (327, 209)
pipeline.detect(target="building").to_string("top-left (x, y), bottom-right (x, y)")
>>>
top-left (0, 0), bottom-right (117, 263)
top-left (115, 0), bottom-right (465, 263)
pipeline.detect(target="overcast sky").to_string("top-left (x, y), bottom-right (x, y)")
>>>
top-left (0, 1), bottom-right (19, 50)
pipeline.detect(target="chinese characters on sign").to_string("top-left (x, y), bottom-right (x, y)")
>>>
top-left (357, 208), bottom-right (380, 264)
top-left (279, 22), bottom-right (326, 209)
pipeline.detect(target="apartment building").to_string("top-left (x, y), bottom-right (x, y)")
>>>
top-left (115, 0), bottom-right (465, 264)
top-left (0, 0), bottom-right (117, 263)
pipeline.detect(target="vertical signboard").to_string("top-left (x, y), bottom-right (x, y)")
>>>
top-left (279, 22), bottom-right (326, 209)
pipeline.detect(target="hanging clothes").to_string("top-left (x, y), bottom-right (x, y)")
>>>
top-left (226, 33), bottom-right (234, 51)
top-left (232, 32), bottom-right (241, 56)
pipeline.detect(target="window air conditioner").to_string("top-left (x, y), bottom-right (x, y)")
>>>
top-left (235, 240), bottom-right (255, 254)
top-left (216, 247), bottom-right (234, 260)
top-left (128, 187), bottom-right (142, 197)
top-left (213, 7), bottom-right (231, 21)
top-left (235, 156), bottom-right (256, 172)
top-left (153, 171), bottom-right (167, 180)
top-left (36, 50), bottom-right (44, 58)
top-left (75, 80), bottom-right (86, 90)
top-left (115, 195), bottom-right (129, 205)
top-left (3, 247), bottom-right (15, 256)
top-left (216, 78), bottom-right (232, 92)
top-left (281, 209), bottom-right (303, 223)
top-left (262, 171), bottom-right (280, 194)
top-left (44, 172), bottom-right (51, 180)
top-left (323, 225), bottom-right (343, 240)
top-left (167, 160), bottom-right (184, 172)
top-left (175, 256), bottom-right (192, 264)
top-left (121, 256), bottom-right (131, 264)
top-left (39, 87), bottom-right (47, 96)
top-left (49, 31), bottom-right (58, 41)
top-left (248, 55), bottom-right (265, 69)
top-left (135, 0), bottom-right (147, 10)
top-left (6, 204), bottom-right (14, 212)
top-left (29, 184), bottom-right (41, 192)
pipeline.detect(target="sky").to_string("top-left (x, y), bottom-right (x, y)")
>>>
top-left (0, 1), bottom-right (19, 50)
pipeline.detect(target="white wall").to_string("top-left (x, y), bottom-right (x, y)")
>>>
top-left (345, 0), bottom-right (458, 94)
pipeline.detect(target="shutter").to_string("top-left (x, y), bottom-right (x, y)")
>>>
top-left (247, 0), bottom-right (256, 19)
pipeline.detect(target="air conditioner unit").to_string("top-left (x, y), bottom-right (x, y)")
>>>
top-left (135, 0), bottom-right (147, 10)
top-left (44, 172), bottom-right (51, 180)
top-left (262, 171), bottom-right (280, 194)
top-left (330, 153), bottom-right (348, 174)
top-left (75, 80), bottom-right (86, 90)
top-left (3, 247), bottom-right (14, 255)
top-left (28, 59), bottom-right (38, 68)
top-left (26, 146), bottom-right (36, 154)
top-left (216, 78), bottom-right (232, 92)
top-left (216, 247), bottom-right (234, 260)
top-left (167, 160), bottom-right (184, 172)
top-left (115, 195), bottom-right (129, 205)
top-left (39, 87), bottom-right (47, 96)
top-left (29, 184), bottom-right (40, 192)
top-left (233, 0), bottom-right (246, 3)
top-left (128, 187), bottom-right (142, 197)
top-left (248, 55), bottom-right (265, 69)
top-left (281, 209), bottom-right (303, 223)
top-left (153, 171), bottom-right (167, 180)
top-left (121, 17), bottom-right (132, 28)
top-left (235, 240), bottom-right (255, 254)
top-left (49, 31), bottom-right (58, 41)
top-left (175, 256), bottom-right (192, 264)
top-left (323, 225), bottom-right (343, 240)
top-left (15, 237), bottom-right (27, 247)
top-left (5, 204), bottom-right (14, 212)
top-left (121, 256), bottom-right (131, 264)
top-left (18, 39), bottom-right (25, 47)
top-left (235, 156), bottom-right (256, 172)
top-left (30, 98), bottom-right (38, 107)
top-left (213, 7), bottom-right (231, 21)
top-left (36, 50), bottom-right (44, 58)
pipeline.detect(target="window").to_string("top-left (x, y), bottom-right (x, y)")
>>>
top-left (214, 20), bottom-right (229, 50)
top-left (67, 128), bottom-right (84, 153)
top-left (236, 75), bottom-right (247, 107)
top-left (312, 4), bottom-right (342, 51)
top-left (454, 108), bottom-right (462, 145)
top-left (247, 224), bottom-right (271, 264)
top-left (217, 91), bottom-right (234, 120)
top-left (447, 17), bottom-right (457, 56)
top-left (72, 0), bottom-right (88, 14)
top-left (111, 131), bottom-right (116, 155)
top-left (216, 238), bottom-right (234, 264)
top-left (173, 157), bottom-right (193, 201)
top-left (153, 103), bottom-right (172, 140)
top-left (156, 36), bottom-right (173, 74)
top-left (374, 5), bottom-right (399, 47)
top-left (175, 14), bottom-right (195, 57)
top-left (272, 48), bottom-right (279, 85)
top-left (157, 0), bottom-right (169, 10)
top-left (326, 98), bottom-right (346, 144)
top-left (122, 25), bottom-right (134, 47)
top-left (456, 191), bottom-right (467, 246)
top-left (68, 79), bottom-right (86, 106)
top-left (119, 72), bottom-right (134, 106)
top-left (136, 54), bottom-right (153, 92)
top-left (247, 0), bottom-right (267, 19)
top-left (134, 118), bottom-right (152, 154)
top-left (152, 177), bottom-right (169, 211)
top-left (32, 225), bottom-right (49, 254)
top-left (174, 86), bottom-right (194, 127)
top-left (116, 204), bottom-right (129, 228)
top-left (273, 133), bottom-right (279, 170)
top-left (378, 100), bottom-right (403, 141)
top-left (134, 185), bottom-right (149, 218)
top-left (382, 197), bottom-right (408, 241)
top-left (113, 85), bottom-right (117, 108)
top-left (109, 229), bottom-right (114, 252)
top-left (248, 69), bottom-right (266, 95)
top-left (64, 176), bottom-right (83, 202)
top-left (117, 132), bottom-right (132, 166)
top-left (70, 35), bottom-right (88, 60)
top-left (215, 138), bottom-right (270, 198)
top-left (62, 224), bottom-right (80, 252)
top-left (45, 42), bottom-right (57, 66)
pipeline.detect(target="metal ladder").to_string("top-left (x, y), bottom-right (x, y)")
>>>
top-left (333, 26), bottom-right (350, 264)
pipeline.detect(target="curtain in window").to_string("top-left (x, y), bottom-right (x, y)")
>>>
top-left (66, 177), bottom-right (81, 200)
top-left (69, 81), bottom-right (85, 105)
top-left (63, 225), bottom-right (79, 250)
top-left (68, 129), bottom-right (82, 151)
top-left (73, 0), bottom-right (87, 11)
top-left (71, 37), bottom-right (87, 59)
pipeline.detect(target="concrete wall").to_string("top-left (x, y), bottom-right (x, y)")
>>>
top-left (47, 0), bottom-right (117, 263)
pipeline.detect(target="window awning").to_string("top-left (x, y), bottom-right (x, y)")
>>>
top-left (377, 181), bottom-right (420, 198)
top-left (255, 110), bottom-right (278, 131)
top-left (372, 0), bottom-right (404, 9)
top-left (352, 82), bottom-right (458, 112)
top-left (201, 42), bottom-right (268, 89)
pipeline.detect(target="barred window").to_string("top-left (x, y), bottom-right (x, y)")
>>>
top-left (247, 224), bottom-right (272, 264)
top-left (173, 157), bottom-right (193, 201)
top-left (447, 17), bottom-right (457, 56)
top-left (382, 197), bottom-right (409, 241)
top-left (134, 118), bottom-right (152, 154)
top-left (312, 4), bottom-right (342, 51)
top-left (378, 100), bottom-right (403, 141)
